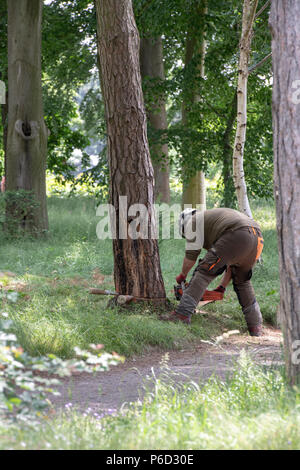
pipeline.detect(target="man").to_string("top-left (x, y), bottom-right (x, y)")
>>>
top-left (161, 208), bottom-right (264, 336)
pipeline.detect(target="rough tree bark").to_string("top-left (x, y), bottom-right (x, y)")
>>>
top-left (232, 0), bottom-right (258, 217)
top-left (270, 0), bottom-right (300, 385)
top-left (6, 0), bottom-right (48, 232)
top-left (182, 0), bottom-right (207, 209)
top-left (95, 0), bottom-right (166, 301)
top-left (140, 37), bottom-right (170, 203)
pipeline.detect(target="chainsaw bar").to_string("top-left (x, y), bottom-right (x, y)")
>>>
top-left (195, 299), bottom-right (215, 314)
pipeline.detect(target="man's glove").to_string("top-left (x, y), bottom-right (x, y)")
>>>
top-left (214, 285), bottom-right (226, 294)
top-left (176, 273), bottom-right (186, 284)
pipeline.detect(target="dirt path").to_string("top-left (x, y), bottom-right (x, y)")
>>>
top-left (53, 327), bottom-right (283, 415)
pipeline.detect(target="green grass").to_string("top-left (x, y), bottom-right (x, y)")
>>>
top-left (1, 353), bottom-right (299, 450)
top-left (0, 196), bottom-right (287, 450)
top-left (0, 196), bottom-right (279, 358)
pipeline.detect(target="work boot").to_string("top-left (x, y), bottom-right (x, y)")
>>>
top-left (159, 311), bottom-right (191, 325)
top-left (243, 301), bottom-right (263, 337)
top-left (176, 293), bottom-right (197, 317)
top-left (248, 325), bottom-right (263, 337)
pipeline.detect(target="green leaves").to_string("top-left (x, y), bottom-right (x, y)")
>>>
top-left (0, 0), bottom-right (274, 203)
top-left (0, 317), bottom-right (123, 423)
top-left (42, 1), bottom-right (99, 183)
top-left (137, 0), bottom-right (273, 202)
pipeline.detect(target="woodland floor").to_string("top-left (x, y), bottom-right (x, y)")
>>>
top-left (52, 326), bottom-right (283, 415)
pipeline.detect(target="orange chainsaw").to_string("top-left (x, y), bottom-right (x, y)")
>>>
top-left (174, 282), bottom-right (224, 302)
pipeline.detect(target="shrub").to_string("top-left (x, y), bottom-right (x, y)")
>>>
top-left (0, 317), bottom-right (123, 424)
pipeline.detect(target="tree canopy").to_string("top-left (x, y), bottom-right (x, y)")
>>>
top-left (0, 0), bottom-right (273, 206)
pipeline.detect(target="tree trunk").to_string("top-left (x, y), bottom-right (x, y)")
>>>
top-left (0, 72), bottom-right (8, 179)
top-left (270, 0), bottom-right (300, 385)
top-left (140, 37), bottom-right (170, 203)
top-left (182, 0), bottom-right (207, 209)
top-left (232, 0), bottom-right (258, 217)
top-left (6, 0), bottom-right (48, 233)
top-left (222, 91), bottom-right (237, 208)
top-left (95, 0), bottom-right (166, 301)
top-left (182, 170), bottom-right (206, 208)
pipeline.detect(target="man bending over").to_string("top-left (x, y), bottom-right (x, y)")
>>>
top-left (161, 208), bottom-right (264, 336)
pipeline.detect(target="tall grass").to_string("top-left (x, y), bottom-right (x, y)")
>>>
top-left (1, 353), bottom-right (299, 450)
top-left (0, 196), bottom-right (279, 358)
top-left (0, 196), bottom-right (288, 451)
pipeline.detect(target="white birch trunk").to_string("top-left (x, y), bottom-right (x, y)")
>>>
top-left (232, 0), bottom-right (258, 217)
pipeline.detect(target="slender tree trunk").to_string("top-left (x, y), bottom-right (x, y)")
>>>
top-left (270, 0), bottom-right (300, 385)
top-left (140, 37), bottom-right (170, 203)
top-left (222, 91), bottom-right (237, 207)
top-left (0, 72), bottom-right (8, 179)
top-left (95, 0), bottom-right (166, 301)
top-left (182, 0), bottom-right (207, 209)
top-left (6, 0), bottom-right (48, 232)
top-left (182, 169), bottom-right (206, 208)
top-left (232, 0), bottom-right (258, 217)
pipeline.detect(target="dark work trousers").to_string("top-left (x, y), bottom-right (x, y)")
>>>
top-left (176, 227), bottom-right (264, 321)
